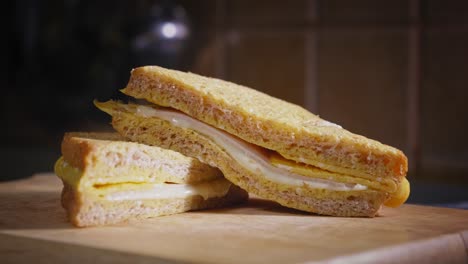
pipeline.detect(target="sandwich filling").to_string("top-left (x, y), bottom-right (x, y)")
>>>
top-left (135, 105), bottom-right (380, 191)
top-left (131, 104), bottom-right (409, 206)
top-left (95, 101), bottom-right (410, 207)
top-left (55, 157), bottom-right (232, 201)
top-left (135, 105), bottom-right (369, 192)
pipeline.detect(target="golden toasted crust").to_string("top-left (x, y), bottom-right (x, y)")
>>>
top-left (60, 132), bottom-right (223, 185)
top-left (101, 102), bottom-right (389, 217)
top-left (122, 66), bottom-right (408, 181)
top-left (61, 181), bottom-right (248, 227)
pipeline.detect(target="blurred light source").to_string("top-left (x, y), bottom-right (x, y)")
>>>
top-left (133, 2), bottom-right (191, 55)
top-left (157, 21), bottom-right (189, 40)
top-left (161, 22), bottom-right (177, 38)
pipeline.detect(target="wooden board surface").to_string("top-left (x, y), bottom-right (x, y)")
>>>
top-left (1, 174), bottom-right (467, 264)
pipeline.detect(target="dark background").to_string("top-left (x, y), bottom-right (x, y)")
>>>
top-left (4, 0), bottom-right (468, 207)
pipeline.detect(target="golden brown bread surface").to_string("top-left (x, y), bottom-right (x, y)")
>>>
top-left (61, 132), bottom-right (222, 185)
top-left (98, 101), bottom-right (389, 217)
top-left (122, 66), bottom-right (408, 181)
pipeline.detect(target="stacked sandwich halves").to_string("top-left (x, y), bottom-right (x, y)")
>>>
top-left (55, 132), bottom-right (247, 227)
top-left (56, 65), bottom-right (410, 226)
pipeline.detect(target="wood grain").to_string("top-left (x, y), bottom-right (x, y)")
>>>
top-left (1, 174), bottom-right (467, 264)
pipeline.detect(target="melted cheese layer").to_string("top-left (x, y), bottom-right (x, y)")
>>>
top-left (105, 179), bottom-right (231, 201)
top-left (54, 157), bottom-right (232, 201)
top-left (135, 105), bottom-right (368, 192)
top-left (54, 157), bottom-right (81, 187)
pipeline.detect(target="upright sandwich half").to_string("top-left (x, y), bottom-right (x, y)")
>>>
top-left (54, 132), bottom-right (248, 227)
top-left (96, 65), bottom-right (410, 217)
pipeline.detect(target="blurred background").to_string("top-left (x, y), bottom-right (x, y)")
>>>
top-left (4, 0), bottom-right (468, 207)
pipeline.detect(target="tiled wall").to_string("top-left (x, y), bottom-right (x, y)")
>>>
top-left (188, 0), bottom-right (468, 182)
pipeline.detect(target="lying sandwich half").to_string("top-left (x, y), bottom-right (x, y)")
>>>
top-left (96, 65), bottom-right (410, 217)
top-left (54, 132), bottom-right (248, 227)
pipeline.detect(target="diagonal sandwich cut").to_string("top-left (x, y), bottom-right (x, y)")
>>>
top-left (96, 65), bottom-right (410, 217)
top-left (54, 132), bottom-right (248, 227)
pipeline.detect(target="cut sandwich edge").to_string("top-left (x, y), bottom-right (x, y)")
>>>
top-left (60, 131), bottom-right (223, 185)
top-left (96, 100), bottom-right (407, 194)
top-left (104, 102), bottom-right (397, 217)
top-left (61, 180), bottom-right (248, 227)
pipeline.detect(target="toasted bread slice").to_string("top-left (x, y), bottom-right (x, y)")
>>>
top-left (121, 66), bottom-right (408, 182)
top-left (96, 101), bottom-right (406, 217)
top-left (61, 132), bottom-right (222, 186)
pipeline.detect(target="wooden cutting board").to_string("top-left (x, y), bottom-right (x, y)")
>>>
top-left (1, 174), bottom-right (467, 264)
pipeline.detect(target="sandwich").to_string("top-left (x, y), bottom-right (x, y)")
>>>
top-left (95, 65), bottom-right (410, 217)
top-left (54, 132), bottom-right (248, 227)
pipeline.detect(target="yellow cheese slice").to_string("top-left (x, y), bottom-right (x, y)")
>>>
top-left (54, 156), bottom-right (232, 201)
top-left (384, 178), bottom-right (410, 207)
top-left (269, 153), bottom-right (398, 193)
